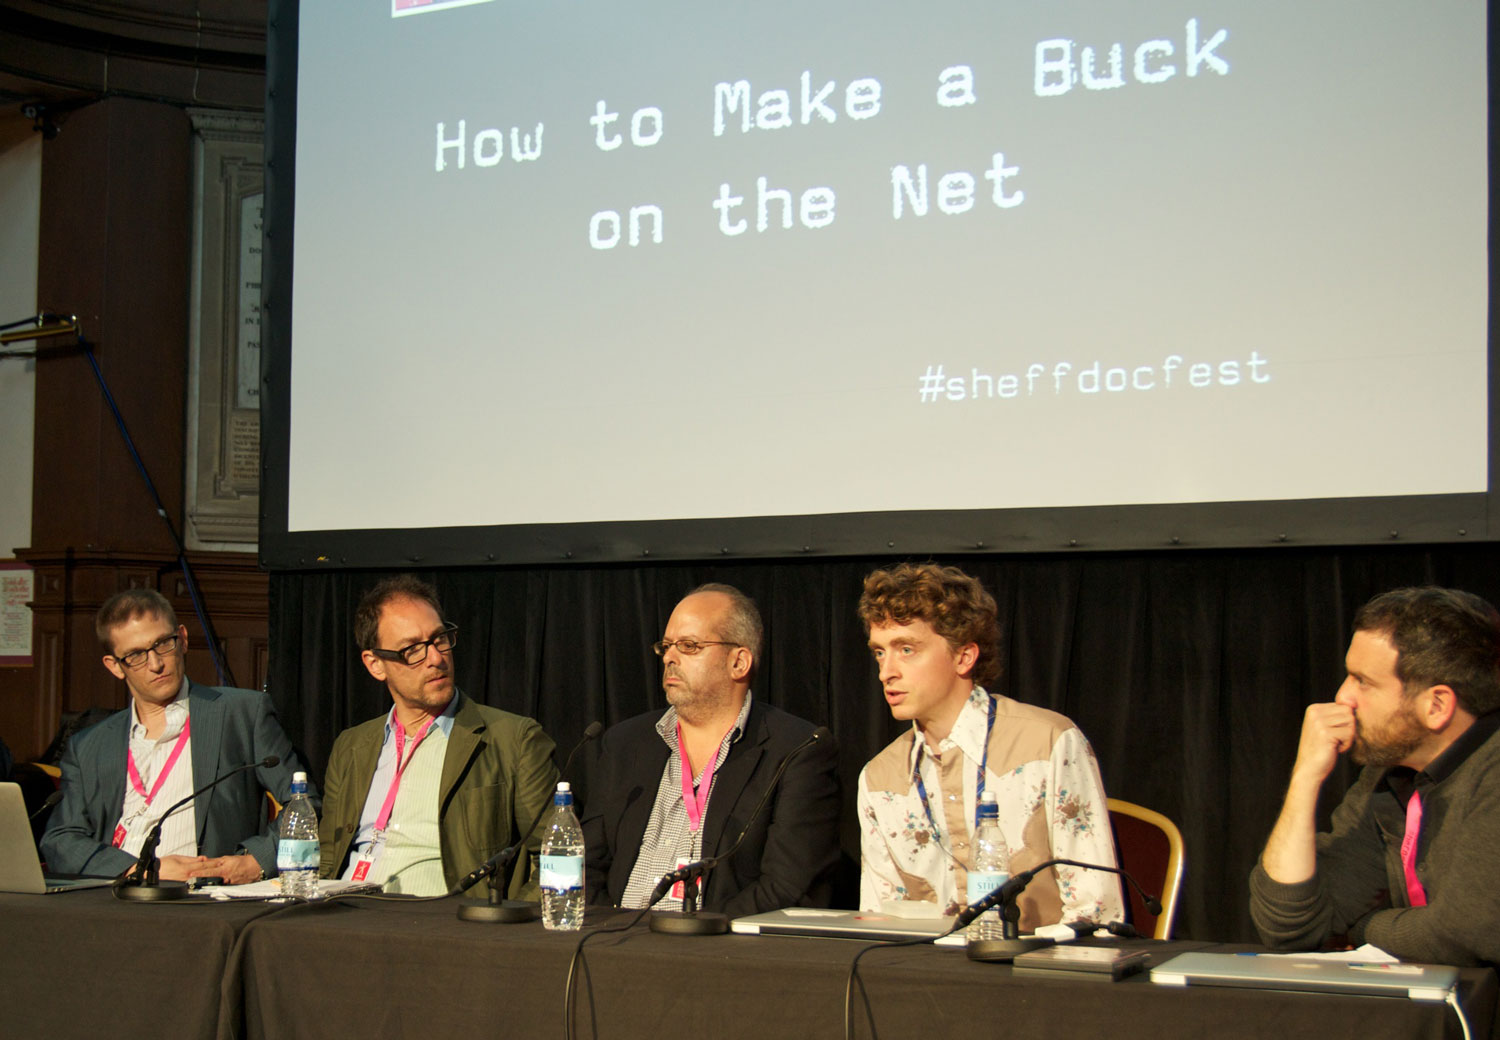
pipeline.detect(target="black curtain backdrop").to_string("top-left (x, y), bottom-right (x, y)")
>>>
top-left (266, 541), bottom-right (1500, 943)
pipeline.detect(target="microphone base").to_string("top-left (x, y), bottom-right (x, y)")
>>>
top-left (456, 899), bottom-right (537, 924)
top-left (116, 880), bottom-right (191, 902)
top-left (649, 910), bottom-right (729, 935)
top-left (965, 936), bottom-right (1054, 963)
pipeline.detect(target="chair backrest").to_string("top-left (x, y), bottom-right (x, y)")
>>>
top-left (1106, 798), bottom-right (1185, 940)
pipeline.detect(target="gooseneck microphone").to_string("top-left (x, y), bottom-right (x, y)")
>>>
top-left (955, 856), bottom-right (1160, 928)
top-left (646, 725), bottom-right (831, 935)
top-left (115, 755), bottom-right (280, 902)
top-left (454, 721), bottom-right (603, 923)
top-left (955, 856), bottom-right (1163, 961)
top-left (28, 789), bottom-right (63, 822)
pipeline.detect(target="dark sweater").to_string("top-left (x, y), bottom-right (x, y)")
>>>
top-left (1249, 713), bottom-right (1500, 966)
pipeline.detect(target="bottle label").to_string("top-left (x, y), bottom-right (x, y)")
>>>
top-left (277, 838), bottom-right (319, 872)
top-left (967, 870), bottom-right (1008, 906)
top-left (540, 854), bottom-right (583, 892)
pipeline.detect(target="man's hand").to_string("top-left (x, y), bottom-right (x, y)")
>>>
top-left (153, 854), bottom-right (209, 881)
top-left (1292, 701), bottom-right (1356, 786)
top-left (188, 853), bottom-right (264, 885)
top-left (1260, 700), bottom-right (1353, 885)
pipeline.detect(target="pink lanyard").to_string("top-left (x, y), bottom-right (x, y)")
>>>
top-left (1400, 790), bottom-right (1428, 907)
top-left (677, 723), bottom-right (720, 832)
top-left (374, 714), bottom-right (438, 833)
top-left (125, 715), bottom-right (192, 807)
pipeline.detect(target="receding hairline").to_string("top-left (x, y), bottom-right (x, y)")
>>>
top-left (675, 584), bottom-right (763, 660)
top-left (680, 587), bottom-right (733, 611)
top-left (372, 592), bottom-right (444, 638)
top-left (101, 608), bottom-right (175, 655)
top-left (96, 588), bottom-right (178, 652)
top-left (353, 575), bottom-right (445, 651)
top-left (673, 589), bottom-right (737, 634)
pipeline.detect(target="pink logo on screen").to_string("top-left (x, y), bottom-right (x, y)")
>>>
top-left (392, 0), bottom-right (496, 16)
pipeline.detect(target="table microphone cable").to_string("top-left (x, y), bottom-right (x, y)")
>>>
top-left (844, 857), bottom-right (1165, 1040)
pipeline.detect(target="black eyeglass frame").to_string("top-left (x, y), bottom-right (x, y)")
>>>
top-left (370, 623), bottom-right (459, 666)
top-left (111, 633), bottom-right (184, 670)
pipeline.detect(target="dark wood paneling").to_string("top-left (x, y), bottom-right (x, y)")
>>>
top-left (7, 92), bottom-right (269, 765)
top-left (10, 549), bottom-right (268, 760)
top-left (0, 1), bottom-right (265, 110)
top-left (34, 97), bottom-right (190, 553)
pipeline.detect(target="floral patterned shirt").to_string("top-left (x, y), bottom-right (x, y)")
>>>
top-left (857, 688), bottom-right (1123, 929)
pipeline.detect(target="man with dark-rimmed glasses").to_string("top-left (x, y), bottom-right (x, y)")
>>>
top-left (42, 588), bottom-right (309, 884)
top-left (580, 583), bottom-right (840, 915)
top-left (318, 576), bottom-right (557, 896)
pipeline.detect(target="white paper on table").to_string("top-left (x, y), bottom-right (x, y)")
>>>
top-left (202, 878), bottom-right (382, 900)
top-left (1257, 943), bottom-right (1398, 963)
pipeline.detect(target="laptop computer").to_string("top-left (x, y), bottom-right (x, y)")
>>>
top-left (0, 782), bottom-right (115, 894)
top-left (731, 907), bottom-right (960, 943)
top-left (1151, 951), bottom-right (1459, 1002)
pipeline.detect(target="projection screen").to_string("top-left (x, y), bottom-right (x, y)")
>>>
top-left (260, 0), bottom-right (1495, 567)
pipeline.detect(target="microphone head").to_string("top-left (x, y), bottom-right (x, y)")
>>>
top-left (649, 873), bottom-right (676, 905)
top-left (1144, 896), bottom-right (1164, 916)
top-left (582, 721), bottom-right (604, 741)
top-left (810, 726), bottom-right (831, 743)
top-left (261, 755), bottom-right (280, 768)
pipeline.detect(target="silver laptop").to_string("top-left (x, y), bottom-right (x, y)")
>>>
top-left (0, 782), bottom-right (115, 894)
top-left (1151, 951), bottom-right (1459, 1002)
top-left (731, 907), bottom-right (958, 942)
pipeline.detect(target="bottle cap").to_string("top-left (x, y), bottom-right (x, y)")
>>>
top-left (293, 771), bottom-right (307, 784)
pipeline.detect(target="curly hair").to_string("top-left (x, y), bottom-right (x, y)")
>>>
top-left (1353, 586), bottom-right (1500, 716)
top-left (857, 563), bottom-right (1001, 686)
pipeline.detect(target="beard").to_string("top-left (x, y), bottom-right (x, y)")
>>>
top-left (663, 666), bottom-right (734, 725)
top-left (1350, 701), bottom-right (1427, 768)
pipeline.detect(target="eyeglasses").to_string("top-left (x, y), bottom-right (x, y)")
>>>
top-left (113, 634), bottom-right (182, 670)
top-left (651, 638), bottom-right (740, 657)
top-left (370, 623), bottom-right (458, 666)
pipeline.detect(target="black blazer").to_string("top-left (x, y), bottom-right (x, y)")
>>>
top-left (580, 698), bottom-right (840, 917)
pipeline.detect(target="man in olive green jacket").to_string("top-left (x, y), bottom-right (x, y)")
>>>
top-left (317, 577), bottom-right (557, 897)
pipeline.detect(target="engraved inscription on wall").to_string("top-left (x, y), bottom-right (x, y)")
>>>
top-left (187, 110), bottom-right (264, 551)
top-left (237, 194), bottom-right (262, 412)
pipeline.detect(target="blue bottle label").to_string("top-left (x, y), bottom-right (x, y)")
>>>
top-left (967, 871), bottom-right (1008, 905)
top-left (540, 854), bottom-right (583, 892)
top-left (277, 838), bottom-right (319, 872)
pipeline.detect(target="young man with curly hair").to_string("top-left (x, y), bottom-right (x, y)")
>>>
top-left (855, 563), bottom-right (1122, 930)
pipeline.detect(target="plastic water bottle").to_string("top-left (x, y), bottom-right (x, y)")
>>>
top-left (540, 781), bottom-right (584, 930)
top-left (966, 792), bottom-right (1009, 943)
top-left (277, 771), bottom-right (320, 899)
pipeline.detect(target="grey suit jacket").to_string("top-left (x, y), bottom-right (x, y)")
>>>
top-left (39, 680), bottom-right (311, 877)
